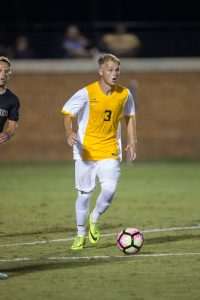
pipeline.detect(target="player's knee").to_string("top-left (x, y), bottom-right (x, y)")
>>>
top-left (76, 191), bottom-right (91, 208)
top-left (101, 181), bottom-right (117, 200)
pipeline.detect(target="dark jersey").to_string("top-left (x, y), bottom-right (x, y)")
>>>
top-left (0, 88), bottom-right (20, 132)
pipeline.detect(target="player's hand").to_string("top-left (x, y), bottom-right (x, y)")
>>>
top-left (125, 142), bottom-right (137, 162)
top-left (0, 133), bottom-right (9, 145)
top-left (67, 132), bottom-right (77, 147)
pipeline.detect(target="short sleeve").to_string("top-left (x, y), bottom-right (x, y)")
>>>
top-left (8, 95), bottom-right (20, 121)
top-left (123, 90), bottom-right (136, 117)
top-left (61, 88), bottom-right (88, 117)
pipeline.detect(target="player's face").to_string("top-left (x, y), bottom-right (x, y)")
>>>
top-left (0, 61), bottom-right (10, 88)
top-left (99, 61), bottom-right (120, 86)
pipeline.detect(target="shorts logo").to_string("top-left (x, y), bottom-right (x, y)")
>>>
top-left (111, 152), bottom-right (118, 156)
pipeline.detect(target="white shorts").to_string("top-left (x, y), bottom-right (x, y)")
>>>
top-left (75, 159), bottom-right (121, 192)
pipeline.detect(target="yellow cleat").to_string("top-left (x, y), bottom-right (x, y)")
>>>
top-left (88, 214), bottom-right (100, 244)
top-left (70, 236), bottom-right (85, 250)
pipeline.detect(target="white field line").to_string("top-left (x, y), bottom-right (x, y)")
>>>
top-left (1, 252), bottom-right (200, 263)
top-left (0, 225), bottom-right (200, 249)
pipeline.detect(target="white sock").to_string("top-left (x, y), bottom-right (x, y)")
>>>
top-left (91, 181), bottom-right (117, 222)
top-left (75, 191), bottom-right (91, 236)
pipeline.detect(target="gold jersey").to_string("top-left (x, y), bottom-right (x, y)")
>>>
top-left (62, 81), bottom-right (135, 161)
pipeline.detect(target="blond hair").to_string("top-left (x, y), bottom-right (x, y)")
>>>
top-left (0, 56), bottom-right (11, 67)
top-left (98, 53), bottom-right (120, 66)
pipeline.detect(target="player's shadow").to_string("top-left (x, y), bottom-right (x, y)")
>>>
top-left (144, 233), bottom-right (200, 244)
top-left (2, 233), bottom-right (200, 278)
top-left (96, 242), bottom-right (116, 249)
top-left (2, 259), bottom-right (113, 279)
top-left (92, 232), bottom-right (200, 251)
top-left (0, 226), bottom-right (74, 237)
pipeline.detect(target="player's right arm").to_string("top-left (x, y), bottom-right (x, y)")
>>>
top-left (0, 120), bottom-right (18, 145)
top-left (64, 115), bottom-right (77, 146)
top-left (62, 87), bottom-right (88, 147)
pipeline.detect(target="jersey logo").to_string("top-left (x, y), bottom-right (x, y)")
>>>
top-left (90, 98), bottom-right (100, 103)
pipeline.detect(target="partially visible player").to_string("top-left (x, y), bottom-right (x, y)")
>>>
top-left (0, 273), bottom-right (8, 280)
top-left (0, 56), bottom-right (20, 280)
top-left (0, 56), bottom-right (20, 145)
top-left (62, 53), bottom-right (137, 250)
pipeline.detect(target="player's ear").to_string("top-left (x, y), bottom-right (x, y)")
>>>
top-left (98, 67), bottom-right (103, 77)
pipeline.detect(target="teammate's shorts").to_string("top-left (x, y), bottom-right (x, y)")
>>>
top-left (75, 158), bottom-right (121, 192)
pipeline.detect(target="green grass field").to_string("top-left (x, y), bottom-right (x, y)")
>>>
top-left (0, 161), bottom-right (200, 300)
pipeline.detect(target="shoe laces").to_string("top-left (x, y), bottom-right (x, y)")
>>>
top-left (73, 236), bottom-right (83, 245)
top-left (92, 222), bottom-right (99, 234)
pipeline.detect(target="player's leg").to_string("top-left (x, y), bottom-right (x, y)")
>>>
top-left (90, 180), bottom-right (117, 221)
top-left (89, 159), bottom-right (121, 244)
top-left (71, 159), bottom-right (97, 250)
top-left (71, 191), bottom-right (91, 250)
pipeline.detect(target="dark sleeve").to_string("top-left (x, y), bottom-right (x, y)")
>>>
top-left (8, 95), bottom-right (20, 121)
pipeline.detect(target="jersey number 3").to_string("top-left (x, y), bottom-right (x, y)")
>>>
top-left (104, 110), bottom-right (112, 121)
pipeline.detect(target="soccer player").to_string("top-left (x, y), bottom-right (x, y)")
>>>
top-left (0, 56), bottom-right (20, 145)
top-left (62, 53), bottom-right (137, 250)
top-left (0, 56), bottom-right (20, 280)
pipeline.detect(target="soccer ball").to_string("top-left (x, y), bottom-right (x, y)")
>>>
top-left (117, 228), bottom-right (144, 255)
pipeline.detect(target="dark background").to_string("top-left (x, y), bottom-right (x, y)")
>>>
top-left (1, 0), bottom-right (200, 58)
top-left (1, 0), bottom-right (199, 22)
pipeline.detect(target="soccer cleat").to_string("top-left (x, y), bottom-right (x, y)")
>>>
top-left (70, 236), bottom-right (85, 250)
top-left (0, 273), bottom-right (8, 280)
top-left (88, 214), bottom-right (100, 244)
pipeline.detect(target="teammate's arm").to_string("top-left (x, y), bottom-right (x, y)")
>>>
top-left (0, 120), bottom-right (18, 145)
top-left (125, 116), bottom-right (137, 162)
top-left (64, 114), bottom-right (77, 147)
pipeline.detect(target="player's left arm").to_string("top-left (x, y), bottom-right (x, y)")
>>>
top-left (0, 120), bottom-right (18, 145)
top-left (125, 115), bottom-right (137, 162)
